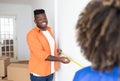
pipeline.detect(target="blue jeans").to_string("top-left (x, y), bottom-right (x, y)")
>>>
top-left (30, 73), bottom-right (54, 81)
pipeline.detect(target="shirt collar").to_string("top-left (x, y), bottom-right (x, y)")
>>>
top-left (35, 26), bottom-right (51, 32)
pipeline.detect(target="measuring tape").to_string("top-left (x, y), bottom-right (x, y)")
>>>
top-left (60, 51), bottom-right (83, 67)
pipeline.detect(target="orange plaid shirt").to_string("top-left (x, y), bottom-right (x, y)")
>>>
top-left (26, 26), bottom-right (58, 76)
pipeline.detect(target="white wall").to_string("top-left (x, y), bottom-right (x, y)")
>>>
top-left (0, 3), bottom-right (32, 60)
top-left (55, 0), bottom-right (91, 81)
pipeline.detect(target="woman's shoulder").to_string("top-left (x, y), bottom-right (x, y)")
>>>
top-left (73, 66), bottom-right (119, 81)
top-left (75, 66), bottom-right (96, 76)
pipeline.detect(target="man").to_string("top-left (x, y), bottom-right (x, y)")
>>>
top-left (26, 9), bottom-right (70, 81)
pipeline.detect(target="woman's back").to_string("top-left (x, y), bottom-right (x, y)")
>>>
top-left (73, 66), bottom-right (120, 81)
top-left (74, 0), bottom-right (120, 81)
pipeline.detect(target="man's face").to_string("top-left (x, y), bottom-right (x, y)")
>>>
top-left (34, 13), bottom-right (48, 30)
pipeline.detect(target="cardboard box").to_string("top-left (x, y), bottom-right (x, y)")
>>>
top-left (0, 80), bottom-right (12, 81)
top-left (17, 60), bottom-right (28, 64)
top-left (0, 56), bottom-right (10, 77)
top-left (0, 77), bottom-right (12, 81)
top-left (7, 63), bottom-right (30, 81)
top-left (0, 76), bottom-right (6, 80)
top-left (12, 60), bottom-right (28, 64)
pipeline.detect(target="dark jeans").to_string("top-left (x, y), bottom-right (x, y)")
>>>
top-left (30, 73), bottom-right (54, 81)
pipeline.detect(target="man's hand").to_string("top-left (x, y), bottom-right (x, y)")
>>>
top-left (59, 57), bottom-right (70, 64)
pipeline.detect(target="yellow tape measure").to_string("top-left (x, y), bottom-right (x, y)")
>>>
top-left (60, 51), bottom-right (83, 67)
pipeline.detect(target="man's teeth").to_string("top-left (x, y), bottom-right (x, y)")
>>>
top-left (42, 23), bottom-right (46, 25)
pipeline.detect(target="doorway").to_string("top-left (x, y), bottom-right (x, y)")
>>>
top-left (0, 15), bottom-right (17, 61)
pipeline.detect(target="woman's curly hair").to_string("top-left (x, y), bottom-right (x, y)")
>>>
top-left (76, 0), bottom-right (120, 71)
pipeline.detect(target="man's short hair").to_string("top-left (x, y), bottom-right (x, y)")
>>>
top-left (34, 9), bottom-right (45, 16)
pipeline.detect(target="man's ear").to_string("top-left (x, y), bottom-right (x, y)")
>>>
top-left (34, 20), bottom-right (37, 24)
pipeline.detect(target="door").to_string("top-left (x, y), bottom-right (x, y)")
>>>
top-left (0, 15), bottom-right (17, 61)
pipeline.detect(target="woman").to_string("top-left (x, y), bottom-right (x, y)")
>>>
top-left (73, 0), bottom-right (120, 81)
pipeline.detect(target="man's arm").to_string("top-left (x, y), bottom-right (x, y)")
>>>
top-left (45, 55), bottom-right (70, 64)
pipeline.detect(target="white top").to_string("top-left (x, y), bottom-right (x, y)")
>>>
top-left (42, 30), bottom-right (55, 74)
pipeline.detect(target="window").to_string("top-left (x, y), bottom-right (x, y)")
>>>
top-left (0, 16), bottom-right (16, 58)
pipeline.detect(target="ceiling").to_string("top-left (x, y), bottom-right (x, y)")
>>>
top-left (0, 0), bottom-right (31, 4)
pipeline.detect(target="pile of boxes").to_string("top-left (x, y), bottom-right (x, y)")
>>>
top-left (0, 56), bottom-right (10, 80)
top-left (0, 56), bottom-right (30, 81)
